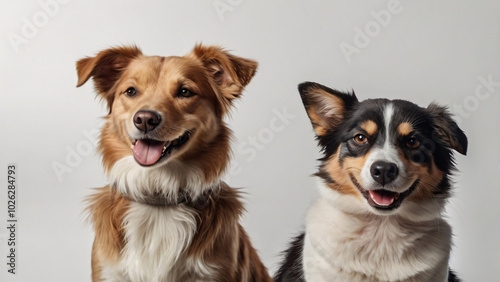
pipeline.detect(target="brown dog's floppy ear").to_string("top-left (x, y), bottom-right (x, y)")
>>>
top-left (189, 44), bottom-right (258, 104)
top-left (298, 82), bottom-right (358, 137)
top-left (76, 46), bottom-right (142, 111)
top-left (427, 103), bottom-right (468, 155)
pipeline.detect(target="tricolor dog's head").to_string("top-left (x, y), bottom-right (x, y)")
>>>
top-left (76, 45), bottom-right (257, 197)
top-left (299, 82), bottom-right (467, 219)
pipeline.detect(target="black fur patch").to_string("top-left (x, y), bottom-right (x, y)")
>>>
top-left (448, 269), bottom-right (461, 282)
top-left (274, 233), bottom-right (306, 282)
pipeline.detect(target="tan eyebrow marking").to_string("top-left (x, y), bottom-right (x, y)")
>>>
top-left (360, 120), bottom-right (378, 136)
top-left (398, 122), bottom-right (413, 136)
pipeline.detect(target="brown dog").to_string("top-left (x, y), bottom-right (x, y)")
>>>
top-left (76, 44), bottom-right (271, 281)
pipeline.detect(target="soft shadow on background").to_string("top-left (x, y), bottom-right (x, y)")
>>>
top-left (1, 1), bottom-right (499, 281)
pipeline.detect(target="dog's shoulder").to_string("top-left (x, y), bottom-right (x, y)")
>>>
top-left (187, 183), bottom-right (273, 281)
top-left (191, 182), bottom-right (245, 239)
top-left (86, 187), bottom-right (130, 230)
top-left (86, 186), bottom-right (130, 265)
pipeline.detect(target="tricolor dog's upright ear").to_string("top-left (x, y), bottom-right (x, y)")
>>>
top-left (427, 103), bottom-right (468, 155)
top-left (298, 82), bottom-right (358, 137)
top-left (76, 46), bottom-right (143, 112)
top-left (189, 44), bottom-right (258, 113)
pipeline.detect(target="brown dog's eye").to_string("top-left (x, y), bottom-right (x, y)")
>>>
top-left (354, 134), bottom-right (368, 144)
top-left (178, 88), bottom-right (195, 98)
top-left (124, 87), bottom-right (137, 97)
top-left (406, 137), bottom-right (420, 149)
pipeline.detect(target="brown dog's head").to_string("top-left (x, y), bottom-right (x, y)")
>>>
top-left (76, 45), bottom-right (257, 196)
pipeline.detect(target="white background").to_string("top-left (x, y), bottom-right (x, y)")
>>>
top-left (1, 0), bottom-right (499, 281)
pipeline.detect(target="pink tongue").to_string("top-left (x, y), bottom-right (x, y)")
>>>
top-left (369, 190), bottom-right (398, 206)
top-left (133, 140), bottom-right (169, 166)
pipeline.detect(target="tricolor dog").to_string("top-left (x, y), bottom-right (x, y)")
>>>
top-left (275, 82), bottom-right (467, 282)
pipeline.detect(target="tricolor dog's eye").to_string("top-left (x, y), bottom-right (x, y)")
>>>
top-left (124, 87), bottom-right (138, 97)
top-left (178, 88), bottom-right (196, 98)
top-left (354, 134), bottom-right (368, 144)
top-left (406, 137), bottom-right (420, 149)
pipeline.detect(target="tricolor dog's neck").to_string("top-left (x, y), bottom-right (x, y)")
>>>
top-left (303, 182), bottom-right (452, 282)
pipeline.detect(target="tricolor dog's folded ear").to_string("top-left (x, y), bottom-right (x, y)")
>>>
top-left (298, 82), bottom-right (358, 137)
top-left (76, 46), bottom-right (143, 111)
top-left (189, 44), bottom-right (258, 112)
top-left (427, 103), bottom-right (468, 155)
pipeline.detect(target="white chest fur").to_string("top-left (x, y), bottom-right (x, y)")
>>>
top-left (100, 157), bottom-right (219, 281)
top-left (101, 202), bottom-right (215, 282)
top-left (302, 186), bottom-right (451, 282)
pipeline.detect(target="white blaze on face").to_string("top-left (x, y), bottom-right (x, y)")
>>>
top-left (360, 103), bottom-right (407, 191)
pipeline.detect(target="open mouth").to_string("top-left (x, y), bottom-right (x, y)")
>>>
top-left (131, 131), bottom-right (191, 166)
top-left (368, 190), bottom-right (400, 208)
top-left (349, 173), bottom-right (419, 210)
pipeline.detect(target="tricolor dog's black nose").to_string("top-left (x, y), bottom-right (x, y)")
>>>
top-left (370, 161), bottom-right (398, 185)
top-left (133, 110), bottom-right (161, 133)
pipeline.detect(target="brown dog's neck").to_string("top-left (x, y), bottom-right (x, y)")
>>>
top-left (114, 183), bottom-right (222, 209)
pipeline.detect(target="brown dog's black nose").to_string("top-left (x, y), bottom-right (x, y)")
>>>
top-left (370, 161), bottom-right (398, 185)
top-left (133, 110), bottom-right (161, 133)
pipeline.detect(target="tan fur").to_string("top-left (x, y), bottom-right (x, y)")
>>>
top-left (398, 150), bottom-right (445, 202)
top-left (302, 88), bottom-right (346, 137)
top-left (86, 185), bottom-right (270, 282)
top-left (307, 111), bottom-right (329, 136)
top-left (397, 122), bottom-right (413, 136)
top-left (325, 120), bottom-right (444, 204)
top-left (342, 153), bottom-right (371, 189)
top-left (77, 45), bottom-right (271, 281)
top-left (95, 54), bottom-right (231, 177)
top-left (86, 187), bottom-right (130, 280)
top-left (186, 184), bottom-right (271, 281)
top-left (76, 45), bottom-right (143, 112)
top-left (361, 120), bottom-right (378, 136)
top-left (324, 148), bottom-right (365, 198)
